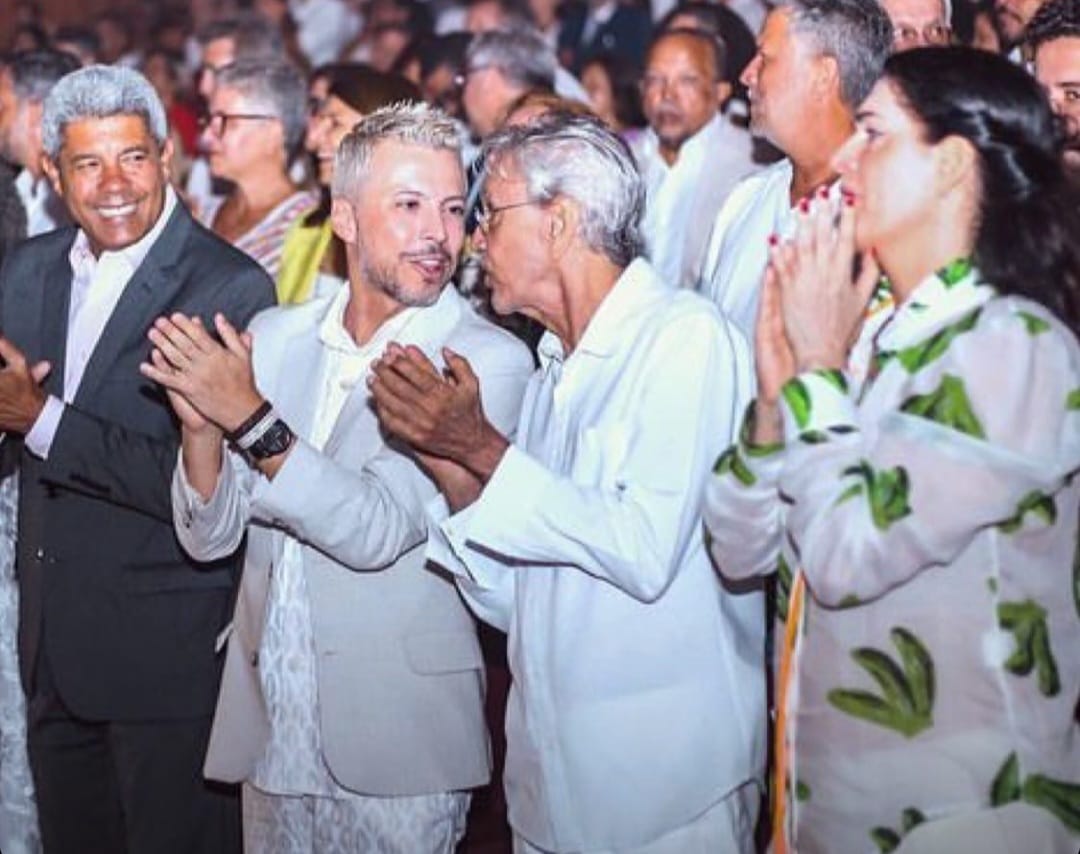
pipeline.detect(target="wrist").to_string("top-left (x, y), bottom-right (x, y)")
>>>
top-left (462, 424), bottom-right (509, 483)
top-left (795, 352), bottom-right (847, 374)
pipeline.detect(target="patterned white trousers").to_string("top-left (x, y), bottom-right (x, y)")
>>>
top-left (242, 783), bottom-right (470, 854)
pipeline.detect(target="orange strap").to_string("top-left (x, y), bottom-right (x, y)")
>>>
top-left (771, 571), bottom-right (806, 854)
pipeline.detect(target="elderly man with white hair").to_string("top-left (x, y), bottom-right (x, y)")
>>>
top-left (0, 64), bottom-right (275, 853)
top-left (370, 113), bottom-right (766, 853)
top-left (143, 102), bottom-right (533, 854)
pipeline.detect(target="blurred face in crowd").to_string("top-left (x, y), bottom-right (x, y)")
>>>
top-left (641, 33), bottom-right (726, 164)
top-left (741, 10), bottom-right (823, 152)
top-left (331, 140), bottom-right (466, 307)
top-left (832, 80), bottom-right (955, 255)
top-left (198, 36), bottom-right (236, 101)
top-left (201, 85), bottom-right (284, 181)
top-left (0, 68), bottom-right (43, 173)
top-left (582, 61), bottom-right (619, 129)
top-left (462, 65), bottom-right (518, 138)
top-left (43, 114), bottom-right (172, 255)
top-left (1035, 36), bottom-right (1080, 170)
top-left (994, 0), bottom-right (1044, 47)
top-left (308, 95), bottom-right (365, 186)
top-left (467, 0), bottom-right (509, 33)
top-left (882, 0), bottom-right (952, 50)
top-left (422, 63), bottom-right (462, 118)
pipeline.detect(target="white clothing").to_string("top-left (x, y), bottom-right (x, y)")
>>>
top-left (634, 113), bottom-right (758, 289)
top-left (697, 158), bottom-right (840, 342)
top-left (288, 0), bottom-right (361, 66)
top-left (242, 782), bottom-right (468, 854)
top-left (554, 67), bottom-right (590, 104)
top-left (14, 170), bottom-right (66, 238)
top-left (428, 259), bottom-right (766, 852)
top-left (25, 188), bottom-right (179, 459)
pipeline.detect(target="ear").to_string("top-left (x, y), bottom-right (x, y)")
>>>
top-left (41, 152), bottom-right (63, 198)
top-left (934, 134), bottom-right (977, 194)
top-left (715, 80), bottom-right (732, 109)
top-left (812, 54), bottom-right (841, 103)
top-left (160, 136), bottom-right (175, 184)
top-left (547, 197), bottom-right (578, 260)
top-left (330, 197), bottom-right (358, 243)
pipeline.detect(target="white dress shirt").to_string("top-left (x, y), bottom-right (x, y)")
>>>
top-left (634, 113), bottom-right (758, 290)
top-left (14, 169), bottom-right (67, 238)
top-left (697, 159), bottom-right (841, 343)
top-left (427, 259), bottom-right (766, 852)
top-left (25, 188), bottom-right (178, 459)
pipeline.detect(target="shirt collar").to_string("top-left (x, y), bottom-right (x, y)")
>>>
top-left (68, 185), bottom-right (178, 277)
top-left (875, 258), bottom-right (995, 355)
top-left (537, 258), bottom-right (663, 365)
top-left (643, 112), bottom-right (724, 173)
top-left (317, 282), bottom-right (463, 357)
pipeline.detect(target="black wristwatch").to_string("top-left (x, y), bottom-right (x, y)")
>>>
top-left (247, 418), bottom-right (295, 460)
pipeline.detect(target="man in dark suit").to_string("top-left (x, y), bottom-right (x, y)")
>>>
top-left (558, 0), bottom-right (652, 74)
top-left (0, 64), bottom-right (275, 853)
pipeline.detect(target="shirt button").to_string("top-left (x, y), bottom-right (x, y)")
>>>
top-left (34, 548), bottom-right (44, 560)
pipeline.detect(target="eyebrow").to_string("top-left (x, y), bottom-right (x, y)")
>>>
top-left (854, 109), bottom-right (880, 122)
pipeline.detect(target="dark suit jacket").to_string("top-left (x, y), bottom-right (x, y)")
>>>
top-left (0, 200), bottom-right (275, 721)
top-left (558, 0), bottom-right (653, 74)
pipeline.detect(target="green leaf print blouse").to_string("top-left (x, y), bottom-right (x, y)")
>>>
top-left (704, 262), bottom-right (1080, 853)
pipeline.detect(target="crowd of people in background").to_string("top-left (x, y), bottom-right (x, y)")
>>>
top-left (0, 0), bottom-right (1078, 851)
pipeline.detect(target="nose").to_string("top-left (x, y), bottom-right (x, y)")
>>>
top-left (740, 54), bottom-right (760, 90)
top-left (421, 201), bottom-right (449, 245)
top-left (98, 158), bottom-right (129, 193)
top-left (830, 131), bottom-right (864, 178)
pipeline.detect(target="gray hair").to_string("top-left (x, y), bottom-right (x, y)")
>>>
top-left (332, 102), bottom-right (465, 199)
top-left (482, 112), bottom-right (644, 267)
top-left (466, 26), bottom-right (557, 91)
top-left (783, 0), bottom-right (893, 108)
top-left (215, 60), bottom-right (308, 161)
top-left (41, 65), bottom-right (167, 160)
top-left (7, 48), bottom-right (80, 103)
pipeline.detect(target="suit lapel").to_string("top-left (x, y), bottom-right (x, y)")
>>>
top-left (38, 248), bottom-right (74, 400)
top-left (73, 205), bottom-right (192, 406)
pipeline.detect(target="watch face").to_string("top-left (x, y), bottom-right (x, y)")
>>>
top-left (250, 419), bottom-right (294, 459)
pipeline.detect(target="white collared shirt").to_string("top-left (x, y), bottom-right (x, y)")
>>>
top-left (633, 113), bottom-right (758, 289)
top-left (697, 159), bottom-right (841, 342)
top-left (14, 169), bottom-right (68, 237)
top-left (427, 259), bottom-right (766, 851)
top-left (25, 188), bottom-right (178, 459)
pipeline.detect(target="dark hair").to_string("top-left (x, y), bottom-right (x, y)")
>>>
top-left (580, 53), bottom-right (646, 130)
top-left (52, 26), bottom-right (102, 63)
top-left (647, 27), bottom-right (727, 84)
top-left (418, 31), bottom-right (473, 79)
top-left (884, 47), bottom-right (1080, 329)
top-left (658, 2), bottom-right (756, 87)
top-left (7, 49), bottom-right (81, 102)
top-left (1025, 0), bottom-right (1080, 48)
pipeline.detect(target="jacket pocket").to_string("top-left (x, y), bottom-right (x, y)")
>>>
top-left (123, 561), bottom-right (235, 595)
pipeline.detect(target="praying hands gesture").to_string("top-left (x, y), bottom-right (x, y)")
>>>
top-left (752, 192), bottom-right (880, 444)
top-left (0, 337), bottom-right (50, 434)
top-left (369, 343), bottom-right (508, 512)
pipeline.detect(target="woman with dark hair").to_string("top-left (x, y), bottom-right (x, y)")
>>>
top-left (706, 46), bottom-right (1080, 853)
top-left (579, 53), bottom-right (646, 137)
top-left (277, 64), bottom-right (421, 303)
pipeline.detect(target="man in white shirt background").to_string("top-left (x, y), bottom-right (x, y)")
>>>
top-left (142, 102), bottom-right (533, 854)
top-left (0, 49), bottom-right (78, 238)
top-left (633, 28), bottom-right (758, 289)
top-left (698, 0), bottom-right (892, 341)
top-left (370, 113), bottom-right (765, 854)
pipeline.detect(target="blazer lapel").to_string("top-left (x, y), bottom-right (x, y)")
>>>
top-left (73, 205), bottom-right (193, 406)
top-left (38, 249), bottom-right (74, 400)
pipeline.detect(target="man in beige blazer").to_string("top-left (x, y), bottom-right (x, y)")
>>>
top-left (141, 103), bottom-right (533, 852)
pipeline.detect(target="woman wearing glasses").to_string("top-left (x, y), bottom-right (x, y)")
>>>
top-left (706, 47), bottom-right (1080, 852)
top-left (197, 60), bottom-right (318, 279)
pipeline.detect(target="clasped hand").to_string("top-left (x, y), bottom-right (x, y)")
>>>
top-left (0, 336), bottom-right (50, 434)
top-left (139, 313), bottom-right (263, 434)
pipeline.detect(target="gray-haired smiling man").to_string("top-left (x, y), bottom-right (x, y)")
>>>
top-left (0, 64), bottom-right (274, 853)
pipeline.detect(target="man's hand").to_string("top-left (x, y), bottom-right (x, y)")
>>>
top-left (369, 343), bottom-right (509, 483)
top-left (0, 336), bottom-right (51, 434)
top-left (139, 313), bottom-right (264, 434)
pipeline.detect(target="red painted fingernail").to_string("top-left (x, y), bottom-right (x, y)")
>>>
top-left (798, 198), bottom-right (810, 213)
top-left (767, 233), bottom-right (779, 246)
top-left (845, 194), bottom-right (855, 207)
top-left (818, 186), bottom-right (829, 199)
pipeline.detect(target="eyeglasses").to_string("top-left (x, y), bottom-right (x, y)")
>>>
top-left (199, 111), bottom-right (279, 136)
top-left (893, 23), bottom-right (952, 48)
top-left (475, 198), bottom-right (541, 233)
